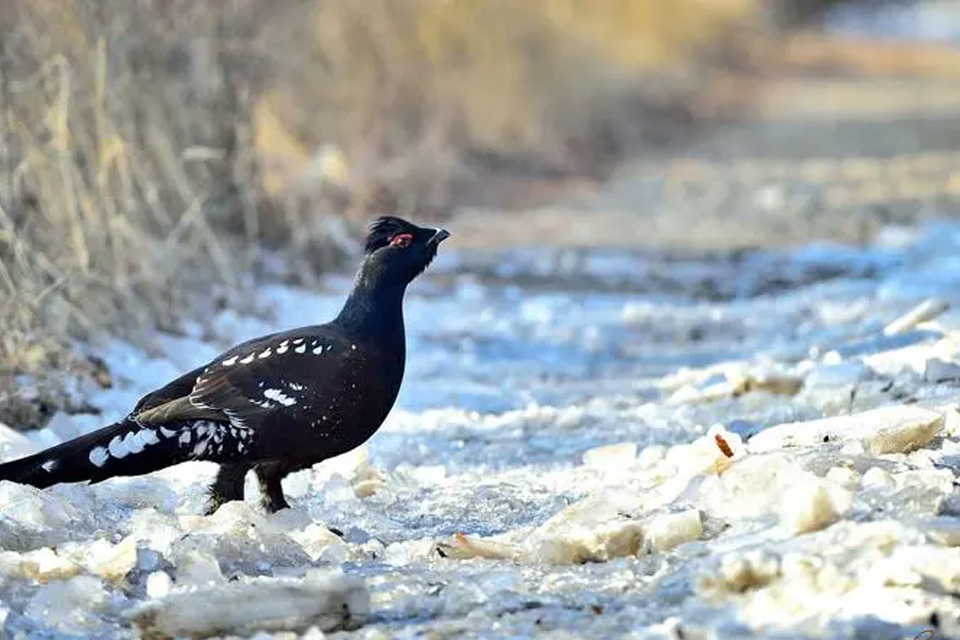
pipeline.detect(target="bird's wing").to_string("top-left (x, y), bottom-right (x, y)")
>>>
top-left (133, 329), bottom-right (341, 431)
top-left (131, 364), bottom-right (210, 415)
top-left (130, 330), bottom-right (286, 416)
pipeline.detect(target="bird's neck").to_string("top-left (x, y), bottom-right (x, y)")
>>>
top-left (334, 274), bottom-right (407, 348)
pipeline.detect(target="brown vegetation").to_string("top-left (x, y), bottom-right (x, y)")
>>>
top-left (1, 0), bottom-right (805, 424)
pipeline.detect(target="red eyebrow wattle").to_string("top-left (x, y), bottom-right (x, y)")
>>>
top-left (389, 233), bottom-right (413, 246)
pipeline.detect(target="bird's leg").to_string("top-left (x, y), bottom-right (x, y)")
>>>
top-left (253, 463), bottom-right (343, 537)
top-left (204, 463), bottom-right (250, 515)
top-left (255, 463), bottom-right (291, 513)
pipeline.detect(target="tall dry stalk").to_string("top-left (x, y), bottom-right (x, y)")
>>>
top-left (0, 0), bottom-right (265, 382)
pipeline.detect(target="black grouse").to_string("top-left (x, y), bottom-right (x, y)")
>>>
top-left (0, 216), bottom-right (449, 515)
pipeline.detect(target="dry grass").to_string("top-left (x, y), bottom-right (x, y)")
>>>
top-left (256, 0), bottom-right (760, 217)
top-left (0, 0), bottom-right (767, 424)
top-left (0, 0), bottom-right (273, 398)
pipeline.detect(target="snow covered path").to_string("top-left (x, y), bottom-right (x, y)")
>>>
top-left (4, 221), bottom-right (960, 638)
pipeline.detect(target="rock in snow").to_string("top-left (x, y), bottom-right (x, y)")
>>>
top-left (126, 570), bottom-right (368, 638)
top-left (749, 405), bottom-right (944, 454)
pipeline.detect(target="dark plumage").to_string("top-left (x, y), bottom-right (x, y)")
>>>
top-left (0, 216), bottom-right (450, 515)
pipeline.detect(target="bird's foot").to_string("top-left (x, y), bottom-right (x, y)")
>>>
top-left (204, 491), bottom-right (237, 516)
top-left (205, 464), bottom-right (249, 515)
top-left (327, 526), bottom-right (344, 538)
top-left (261, 494), bottom-right (291, 514)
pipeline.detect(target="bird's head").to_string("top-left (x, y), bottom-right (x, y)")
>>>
top-left (358, 216), bottom-right (450, 288)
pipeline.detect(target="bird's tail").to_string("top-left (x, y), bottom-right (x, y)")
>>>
top-left (0, 417), bottom-right (221, 489)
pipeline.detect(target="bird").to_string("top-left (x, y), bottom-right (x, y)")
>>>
top-left (0, 216), bottom-right (450, 516)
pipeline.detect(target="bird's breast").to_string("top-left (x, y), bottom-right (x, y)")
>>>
top-left (262, 339), bottom-right (403, 460)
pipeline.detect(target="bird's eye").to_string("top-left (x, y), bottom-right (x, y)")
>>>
top-left (389, 233), bottom-right (413, 248)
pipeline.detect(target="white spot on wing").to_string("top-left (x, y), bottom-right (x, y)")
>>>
top-left (263, 388), bottom-right (297, 407)
top-left (240, 354), bottom-right (255, 364)
top-left (277, 343), bottom-right (289, 354)
top-left (41, 459), bottom-right (58, 472)
top-left (108, 435), bottom-right (129, 459)
top-left (184, 420), bottom-right (252, 459)
top-left (89, 447), bottom-right (109, 467)
top-left (222, 356), bottom-right (238, 366)
top-left (160, 427), bottom-right (177, 438)
top-left (295, 344), bottom-right (306, 354)
top-left (121, 431), bottom-right (146, 455)
top-left (312, 346), bottom-right (323, 355)
top-left (259, 348), bottom-right (271, 359)
top-left (293, 338), bottom-right (304, 345)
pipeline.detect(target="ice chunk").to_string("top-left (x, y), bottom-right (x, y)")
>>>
top-left (637, 444), bottom-right (667, 468)
top-left (126, 570), bottom-right (368, 637)
top-left (382, 539), bottom-right (438, 566)
top-left (92, 476), bottom-right (179, 512)
top-left (923, 358), bottom-right (960, 382)
top-left (136, 548), bottom-right (167, 574)
top-left (526, 519), bottom-right (644, 565)
top-left (778, 480), bottom-right (850, 536)
top-left (0, 422), bottom-right (40, 461)
top-left (350, 452), bottom-right (386, 498)
top-left (173, 550), bottom-right (224, 587)
top-left (437, 489), bottom-right (652, 565)
top-left (861, 466), bottom-right (896, 489)
top-left (146, 570), bottom-right (174, 599)
top-left (0, 482), bottom-right (88, 551)
top-left (749, 405), bottom-right (943, 455)
top-left (693, 453), bottom-right (804, 522)
top-left (24, 575), bottom-right (110, 635)
top-left (13, 547), bottom-right (80, 582)
top-left (521, 493), bottom-right (647, 564)
top-left (0, 548), bottom-right (80, 585)
top-left (288, 523), bottom-right (346, 562)
top-left (666, 370), bottom-right (801, 405)
top-left (923, 517), bottom-right (960, 547)
top-left (171, 502), bottom-right (312, 576)
top-left (799, 361), bottom-right (868, 413)
top-left (697, 549), bottom-right (782, 599)
top-left (645, 509), bottom-right (703, 552)
top-left (582, 442), bottom-right (637, 469)
top-left (126, 508), bottom-right (183, 556)
top-left (824, 466), bottom-right (859, 488)
top-left (87, 535), bottom-right (139, 582)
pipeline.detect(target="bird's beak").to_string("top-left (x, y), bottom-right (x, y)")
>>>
top-left (428, 228), bottom-right (451, 246)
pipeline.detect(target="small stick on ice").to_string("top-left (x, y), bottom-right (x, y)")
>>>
top-left (715, 433), bottom-right (734, 458)
top-left (435, 532), bottom-right (518, 560)
top-left (883, 298), bottom-right (949, 335)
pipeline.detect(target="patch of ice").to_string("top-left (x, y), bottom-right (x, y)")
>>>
top-left (126, 570), bottom-right (368, 637)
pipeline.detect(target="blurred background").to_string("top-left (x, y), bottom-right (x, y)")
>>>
top-left (1, 0), bottom-right (959, 422)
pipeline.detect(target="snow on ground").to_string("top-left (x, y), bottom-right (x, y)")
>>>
top-left (4, 221), bottom-right (960, 638)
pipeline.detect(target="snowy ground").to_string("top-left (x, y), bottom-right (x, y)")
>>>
top-left (4, 220), bottom-right (960, 638)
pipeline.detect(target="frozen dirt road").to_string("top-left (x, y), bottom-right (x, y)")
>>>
top-left (3, 219), bottom-right (960, 638)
